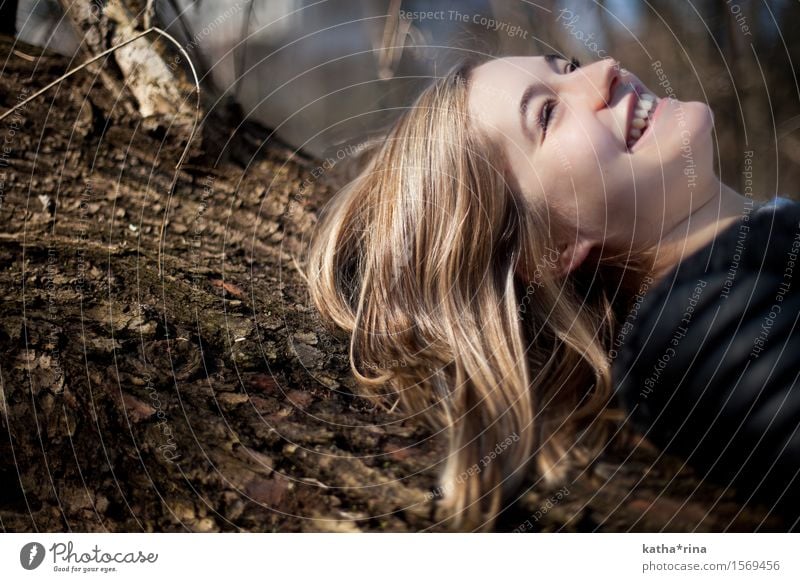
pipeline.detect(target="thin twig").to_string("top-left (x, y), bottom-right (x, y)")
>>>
top-left (144, 0), bottom-right (155, 29)
top-left (12, 49), bottom-right (38, 62)
top-left (234, 0), bottom-right (255, 101)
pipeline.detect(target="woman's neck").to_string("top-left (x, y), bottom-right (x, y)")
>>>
top-left (649, 179), bottom-right (753, 285)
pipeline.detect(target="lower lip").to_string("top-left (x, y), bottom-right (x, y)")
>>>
top-left (630, 98), bottom-right (666, 153)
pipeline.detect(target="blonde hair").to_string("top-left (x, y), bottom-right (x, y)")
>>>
top-left (303, 55), bottom-right (657, 531)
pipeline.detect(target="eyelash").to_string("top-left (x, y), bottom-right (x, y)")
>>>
top-left (538, 56), bottom-right (582, 138)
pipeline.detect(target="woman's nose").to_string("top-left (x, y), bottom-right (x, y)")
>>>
top-left (567, 57), bottom-right (621, 110)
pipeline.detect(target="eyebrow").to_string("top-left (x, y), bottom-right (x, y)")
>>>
top-left (519, 53), bottom-right (561, 146)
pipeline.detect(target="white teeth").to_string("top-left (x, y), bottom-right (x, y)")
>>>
top-left (626, 92), bottom-right (660, 150)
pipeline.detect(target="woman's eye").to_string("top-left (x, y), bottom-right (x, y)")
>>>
top-left (539, 99), bottom-right (556, 137)
top-left (538, 57), bottom-right (582, 139)
top-left (565, 56), bottom-right (581, 73)
top-left (540, 57), bottom-right (582, 138)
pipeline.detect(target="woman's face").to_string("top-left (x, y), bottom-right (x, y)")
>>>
top-left (467, 55), bottom-right (716, 276)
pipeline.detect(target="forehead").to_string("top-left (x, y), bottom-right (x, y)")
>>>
top-left (467, 56), bottom-right (548, 140)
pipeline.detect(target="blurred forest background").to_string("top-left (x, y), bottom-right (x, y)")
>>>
top-left (10, 0), bottom-right (800, 200)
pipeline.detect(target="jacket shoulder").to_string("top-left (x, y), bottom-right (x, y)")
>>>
top-left (612, 198), bottom-right (800, 523)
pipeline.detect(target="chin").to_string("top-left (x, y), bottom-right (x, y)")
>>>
top-left (682, 100), bottom-right (715, 135)
top-left (662, 100), bottom-right (714, 177)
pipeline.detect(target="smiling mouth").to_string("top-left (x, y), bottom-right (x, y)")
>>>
top-left (625, 86), bottom-right (660, 151)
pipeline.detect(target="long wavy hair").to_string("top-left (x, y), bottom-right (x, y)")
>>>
top-left (302, 54), bottom-right (658, 531)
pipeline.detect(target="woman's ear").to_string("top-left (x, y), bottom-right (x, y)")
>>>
top-left (556, 238), bottom-right (595, 278)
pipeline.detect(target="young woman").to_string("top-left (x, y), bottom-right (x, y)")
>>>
top-left (303, 53), bottom-right (800, 531)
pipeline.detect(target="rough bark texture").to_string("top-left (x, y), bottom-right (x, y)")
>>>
top-left (0, 35), bottom-right (790, 533)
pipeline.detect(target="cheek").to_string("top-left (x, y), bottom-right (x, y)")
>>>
top-left (550, 126), bottom-right (620, 199)
top-left (537, 138), bottom-right (621, 231)
top-left (555, 122), bottom-right (615, 166)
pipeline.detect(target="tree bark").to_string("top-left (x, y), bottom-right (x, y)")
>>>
top-left (0, 34), bottom-right (789, 533)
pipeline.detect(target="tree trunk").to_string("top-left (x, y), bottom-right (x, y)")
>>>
top-left (0, 34), bottom-right (788, 533)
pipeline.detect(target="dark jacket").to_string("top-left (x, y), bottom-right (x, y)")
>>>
top-left (612, 196), bottom-right (800, 529)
